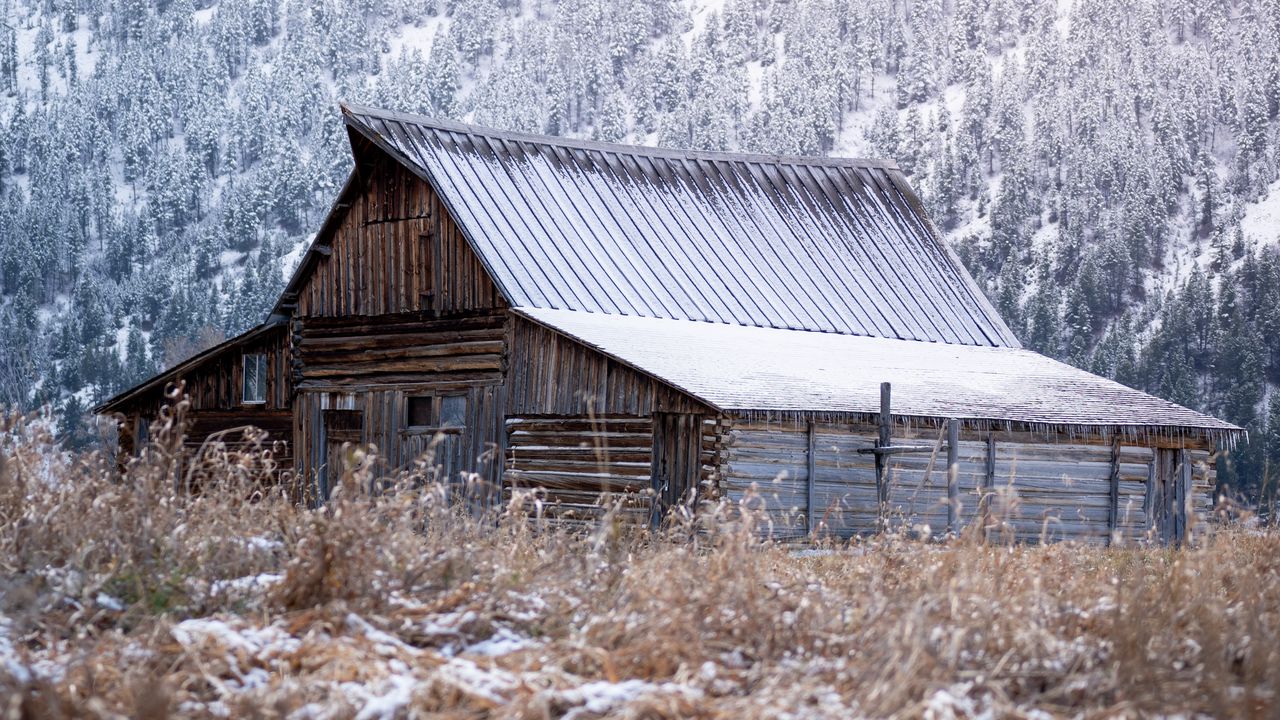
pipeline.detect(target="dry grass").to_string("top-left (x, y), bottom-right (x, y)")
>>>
top-left (2, 404), bottom-right (1279, 718)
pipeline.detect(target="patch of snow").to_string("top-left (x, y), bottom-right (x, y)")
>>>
top-left (551, 679), bottom-right (703, 719)
top-left (219, 249), bottom-right (245, 268)
top-left (95, 592), bottom-right (125, 612)
top-left (0, 615), bottom-right (31, 684)
top-left (170, 617), bottom-right (302, 689)
top-left (348, 673), bottom-right (419, 720)
top-left (687, 0), bottom-right (728, 43)
top-left (464, 627), bottom-right (535, 657)
top-left (240, 535), bottom-right (285, 554)
top-left (209, 573), bottom-right (283, 596)
top-left (433, 656), bottom-right (520, 705)
top-left (280, 235), bottom-right (313, 283)
top-left (1241, 179), bottom-right (1280, 246)
top-left (387, 16), bottom-right (450, 60)
top-left (345, 613), bottom-right (422, 658)
top-left (924, 682), bottom-right (992, 720)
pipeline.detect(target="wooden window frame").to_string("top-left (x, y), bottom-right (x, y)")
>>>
top-left (242, 353), bottom-right (268, 406)
top-left (404, 393), bottom-right (467, 435)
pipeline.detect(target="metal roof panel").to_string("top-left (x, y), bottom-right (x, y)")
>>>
top-left (343, 103), bottom-right (1022, 347)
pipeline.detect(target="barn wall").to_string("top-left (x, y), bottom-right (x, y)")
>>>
top-left (295, 382), bottom-right (505, 499)
top-left (297, 152), bottom-right (505, 318)
top-left (505, 317), bottom-right (710, 417)
top-left (290, 312), bottom-right (507, 496)
top-left (713, 416), bottom-right (1216, 543)
top-left (109, 326), bottom-right (294, 478)
top-left (122, 327), bottom-right (292, 415)
top-left (504, 415), bottom-right (654, 524)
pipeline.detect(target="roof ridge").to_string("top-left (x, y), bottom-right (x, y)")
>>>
top-left (340, 102), bottom-right (902, 171)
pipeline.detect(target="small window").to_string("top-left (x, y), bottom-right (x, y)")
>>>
top-left (405, 394), bottom-right (467, 431)
top-left (407, 396), bottom-right (434, 427)
top-left (242, 353), bottom-right (267, 405)
top-left (439, 394), bottom-right (466, 429)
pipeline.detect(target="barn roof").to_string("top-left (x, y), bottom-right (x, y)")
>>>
top-left (514, 308), bottom-right (1243, 442)
top-left (337, 104), bottom-right (1020, 348)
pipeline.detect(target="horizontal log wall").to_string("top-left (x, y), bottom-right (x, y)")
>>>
top-left (714, 417), bottom-right (1217, 543)
top-left (1188, 448), bottom-right (1217, 541)
top-left (504, 415), bottom-right (654, 525)
top-left (1115, 446), bottom-right (1154, 541)
top-left (885, 432), bottom-right (985, 535)
top-left (507, 317), bottom-right (710, 417)
top-left (298, 151), bottom-right (505, 317)
top-left (295, 313), bottom-right (506, 387)
top-left (719, 422), bottom-right (809, 538)
top-left (810, 427), bottom-right (877, 535)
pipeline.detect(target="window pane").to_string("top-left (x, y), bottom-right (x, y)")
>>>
top-left (242, 354), bottom-right (267, 404)
top-left (407, 396), bottom-right (433, 427)
top-left (439, 395), bottom-right (466, 428)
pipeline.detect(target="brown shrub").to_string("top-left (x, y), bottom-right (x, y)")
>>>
top-left (2, 407), bottom-right (1279, 717)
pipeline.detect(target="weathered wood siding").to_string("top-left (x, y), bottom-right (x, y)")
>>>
top-left (297, 152), bottom-right (505, 318)
top-left (652, 413), bottom-right (709, 513)
top-left (292, 312), bottom-right (507, 496)
top-left (294, 313), bottom-right (506, 387)
top-left (719, 421), bottom-right (809, 538)
top-left (506, 317), bottom-right (710, 417)
top-left (111, 326), bottom-right (294, 476)
top-left (810, 426), bottom-right (878, 535)
top-left (504, 416), bottom-right (654, 524)
top-left (146, 328), bottom-right (292, 413)
top-left (713, 416), bottom-right (1217, 543)
top-left (296, 382), bottom-right (505, 498)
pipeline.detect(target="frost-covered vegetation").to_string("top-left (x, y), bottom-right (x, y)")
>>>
top-left (2, 0), bottom-right (1280, 499)
top-left (3, 408), bottom-right (1280, 718)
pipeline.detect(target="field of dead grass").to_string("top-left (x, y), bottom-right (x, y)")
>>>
top-left (2, 406), bottom-right (1279, 719)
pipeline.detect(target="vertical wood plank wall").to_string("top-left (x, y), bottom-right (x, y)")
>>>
top-left (715, 416), bottom-right (1216, 543)
top-left (505, 318), bottom-right (710, 417)
top-left (297, 152), bottom-right (505, 317)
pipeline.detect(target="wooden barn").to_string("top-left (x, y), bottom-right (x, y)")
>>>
top-left (97, 104), bottom-right (1242, 544)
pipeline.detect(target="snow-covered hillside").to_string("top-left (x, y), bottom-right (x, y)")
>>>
top-left (1, 0), bottom-right (1279, 494)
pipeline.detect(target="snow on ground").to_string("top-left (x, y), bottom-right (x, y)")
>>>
top-left (687, 0), bottom-right (729, 43)
top-left (1241, 179), bottom-right (1280, 246)
top-left (386, 15), bottom-right (450, 60)
top-left (145, 612), bottom-right (702, 717)
top-left (281, 234), bottom-right (312, 282)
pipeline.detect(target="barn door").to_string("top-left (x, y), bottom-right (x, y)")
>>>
top-left (651, 413), bottom-right (704, 526)
top-left (1153, 448), bottom-right (1190, 546)
top-left (321, 409), bottom-right (364, 500)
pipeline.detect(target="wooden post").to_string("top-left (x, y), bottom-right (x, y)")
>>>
top-left (876, 382), bottom-right (892, 532)
top-left (982, 433), bottom-right (996, 541)
top-left (1107, 437), bottom-right (1121, 545)
top-left (806, 420), bottom-right (817, 537)
top-left (947, 418), bottom-right (959, 536)
top-left (1177, 449), bottom-right (1191, 547)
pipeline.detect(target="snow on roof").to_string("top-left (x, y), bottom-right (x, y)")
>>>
top-left (514, 307), bottom-right (1242, 439)
top-left (341, 103), bottom-right (1020, 348)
